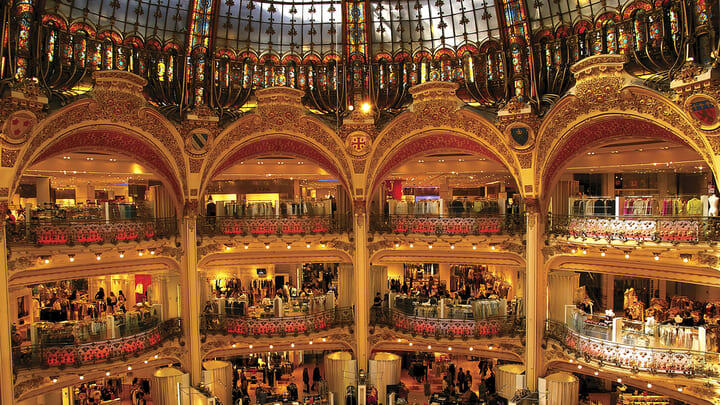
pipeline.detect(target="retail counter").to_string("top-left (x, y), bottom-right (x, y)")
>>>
top-left (391, 294), bottom-right (507, 319)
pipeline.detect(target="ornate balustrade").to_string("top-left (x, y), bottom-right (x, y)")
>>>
top-left (200, 307), bottom-right (354, 337)
top-left (545, 320), bottom-right (720, 378)
top-left (370, 307), bottom-right (524, 340)
top-left (11, 318), bottom-right (182, 370)
top-left (547, 215), bottom-right (720, 243)
top-left (370, 214), bottom-right (525, 236)
top-left (197, 214), bottom-right (352, 237)
top-left (6, 217), bottom-right (178, 246)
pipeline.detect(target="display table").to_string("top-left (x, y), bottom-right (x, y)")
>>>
top-left (393, 295), bottom-right (506, 319)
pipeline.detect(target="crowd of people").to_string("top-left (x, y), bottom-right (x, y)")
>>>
top-left (71, 378), bottom-right (149, 405)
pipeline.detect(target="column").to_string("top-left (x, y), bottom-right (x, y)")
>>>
top-left (180, 216), bottom-right (202, 385)
top-left (547, 271), bottom-right (579, 322)
top-left (0, 227), bottom-right (14, 405)
top-left (525, 201), bottom-right (546, 391)
top-left (353, 203), bottom-right (369, 372)
top-left (601, 274), bottom-right (614, 311)
top-left (338, 264), bottom-right (354, 308)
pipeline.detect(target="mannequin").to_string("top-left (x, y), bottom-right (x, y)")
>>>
top-left (709, 193), bottom-right (719, 216)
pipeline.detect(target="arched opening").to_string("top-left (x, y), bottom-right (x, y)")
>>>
top-left (10, 129), bottom-right (183, 246)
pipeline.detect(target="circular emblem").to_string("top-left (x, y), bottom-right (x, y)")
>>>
top-left (2, 110), bottom-right (36, 144)
top-left (505, 123), bottom-right (534, 150)
top-left (186, 128), bottom-right (213, 156)
top-left (685, 94), bottom-right (720, 130)
top-left (346, 132), bottom-right (371, 157)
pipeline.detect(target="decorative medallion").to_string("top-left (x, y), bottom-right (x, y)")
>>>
top-left (686, 94), bottom-right (720, 130)
top-left (2, 110), bottom-right (36, 144)
top-left (346, 131), bottom-right (371, 157)
top-left (186, 128), bottom-right (213, 156)
top-left (505, 123), bottom-right (534, 150)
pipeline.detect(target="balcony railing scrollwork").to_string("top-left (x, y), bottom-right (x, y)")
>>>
top-left (197, 214), bottom-right (352, 238)
top-left (370, 307), bottom-right (524, 340)
top-left (11, 318), bottom-right (183, 370)
top-left (547, 214), bottom-right (720, 243)
top-left (6, 217), bottom-right (178, 246)
top-left (545, 320), bottom-right (720, 378)
top-left (200, 307), bottom-right (355, 338)
top-left (370, 214), bottom-right (525, 236)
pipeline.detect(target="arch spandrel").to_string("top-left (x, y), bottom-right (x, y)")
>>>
top-left (199, 87), bottom-right (354, 197)
top-left (366, 82), bottom-right (523, 202)
top-left (533, 55), bottom-right (719, 202)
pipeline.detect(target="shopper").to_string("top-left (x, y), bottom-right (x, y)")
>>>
top-left (448, 362), bottom-right (456, 384)
top-left (312, 365), bottom-right (321, 391)
top-left (465, 370), bottom-right (472, 393)
top-left (107, 291), bottom-right (117, 313)
top-left (303, 368), bottom-right (310, 392)
top-left (457, 367), bottom-right (465, 392)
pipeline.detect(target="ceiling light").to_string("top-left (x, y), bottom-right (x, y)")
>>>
top-left (394, 242), bottom-right (400, 248)
top-left (309, 341), bottom-right (313, 345)
top-left (348, 105), bottom-right (354, 111)
top-left (428, 243), bottom-right (433, 249)
top-left (291, 343), bottom-right (295, 348)
top-left (154, 354), bottom-right (158, 359)
top-left (68, 254), bottom-right (75, 262)
top-left (149, 249), bottom-right (155, 255)
top-left (468, 347), bottom-right (473, 351)
top-left (286, 243), bottom-right (292, 249)
top-left (244, 243), bottom-right (249, 249)
top-left (677, 387), bottom-right (683, 392)
top-left (225, 244), bottom-right (232, 251)
top-left (144, 360), bottom-right (148, 364)
top-left (265, 243), bottom-right (270, 249)
top-left (127, 366), bottom-right (132, 371)
top-left (138, 250), bottom-right (144, 256)
top-left (269, 345), bottom-right (274, 349)
top-left (488, 345), bottom-right (493, 350)
top-left (52, 378), bottom-right (58, 383)
top-left (322, 338), bottom-right (326, 342)
top-left (654, 253), bottom-right (660, 261)
top-left (617, 378), bottom-right (622, 383)
top-left (681, 254), bottom-right (691, 263)
top-left (119, 251), bottom-right (125, 258)
top-left (249, 345), bottom-right (253, 349)
top-left (490, 244), bottom-right (496, 250)
top-left (95, 254), bottom-right (102, 261)
top-left (594, 371), bottom-right (599, 376)
top-left (361, 102), bottom-right (372, 113)
top-left (306, 242), bottom-right (311, 248)
top-left (409, 342), bottom-right (413, 346)
top-left (450, 244), bottom-right (455, 250)
top-left (320, 243), bottom-right (326, 248)
top-left (409, 242), bottom-right (414, 248)
top-left (582, 249), bottom-right (587, 255)
top-left (427, 345), bottom-right (432, 349)
top-left (647, 383), bottom-right (652, 388)
top-left (624, 251), bottom-right (630, 259)
top-left (577, 365), bottom-right (582, 369)
top-left (447, 347), bottom-right (452, 351)
top-left (472, 244), bottom-right (477, 250)
top-left (600, 250), bottom-right (606, 257)
top-left (571, 248), bottom-right (577, 253)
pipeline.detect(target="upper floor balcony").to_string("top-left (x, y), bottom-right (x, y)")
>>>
top-left (544, 319), bottom-right (719, 378)
top-left (547, 214), bottom-right (720, 245)
top-left (370, 306), bottom-right (524, 341)
top-left (200, 306), bottom-right (354, 338)
top-left (196, 214), bottom-right (353, 239)
top-left (369, 214), bottom-right (525, 237)
top-left (7, 217), bottom-right (178, 247)
top-left (12, 318), bottom-right (182, 370)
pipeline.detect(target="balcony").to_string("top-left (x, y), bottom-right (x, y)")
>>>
top-left (197, 214), bottom-right (352, 238)
top-left (545, 320), bottom-right (720, 378)
top-left (370, 214), bottom-right (525, 236)
top-left (6, 217), bottom-right (178, 246)
top-left (11, 318), bottom-right (182, 370)
top-left (370, 307), bottom-right (524, 340)
top-left (547, 214), bottom-right (720, 244)
top-left (200, 307), bottom-right (355, 337)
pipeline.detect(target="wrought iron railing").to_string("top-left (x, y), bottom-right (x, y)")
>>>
top-left (28, 317), bottom-right (160, 347)
top-left (6, 217), bottom-right (178, 246)
top-left (196, 214), bottom-right (352, 237)
top-left (547, 214), bottom-right (720, 243)
top-left (370, 307), bottom-right (524, 340)
top-left (200, 307), bottom-right (354, 337)
top-left (545, 320), bottom-right (720, 378)
top-left (370, 214), bottom-right (525, 236)
top-left (11, 318), bottom-right (182, 370)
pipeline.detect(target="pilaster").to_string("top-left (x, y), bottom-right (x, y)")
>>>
top-left (0, 226), bottom-right (13, 405)
top-left (353, 200), bottom-right (369, 372)
top-left (524, 198), bottom-right (546, 391)
top-left (180, 214), bottom-right (202, 384)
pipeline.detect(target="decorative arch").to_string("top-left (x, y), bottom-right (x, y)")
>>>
top-left (11, 71), bottom-right (189, 205)
top-left (367, 106), bottom-right (522, 201)
top-left (13, 126), bottom-right (184, 214)
top-left (534, 83), bottom-right (718, 204)
top-left (199, 136), bottom-right (351, 200)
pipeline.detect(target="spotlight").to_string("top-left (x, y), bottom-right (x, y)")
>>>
top-left (450, 244), bottom-right (455, 250)
top-left (447, 347), bottom-right (452, 351)
top-left (490, 244), bottom-right (496, 250)
top-left (320, 243), bottom-right (326, 248)
top-left (409, 242), bottom-right (414, 248)
top-left (52, 378), bottom-right (58, 383)
top-left (409, 342), bottom-right (413, 347)
top-left (154, 354), bottom-right (158, 359)
top-left (68, 254), bottom-right (75, 262)
top-left (322, 338), bottom-right (326, 342)
top-left (427, 345), bottom-right (432, 350)
top-left (138, 250), bottom-right (144, 257)
top-left (287, 243), bottom-right (292, 249)
top-left (582, 249), bottom-right (587, 255)
top-left (224, 244), bottom-right (232, 251)
top-left (269, 345), bottom-right (274, 349)
top-left (681, 254), bottom-right (691, 263)
top-left (244, 243), bottom-right (249, 249)
top-left (79, 375), bottom-right (85, 380)
top-left (469, 347), bottom-right (473, 351)
top-left (95, 253), bottom-right (102, 261)
top-left (624, 251), bottom-right (630, 259)
top-left (41, 256), bottom-right (50, 264)
top-left (594, 371), bottom-right (599, 376)
top-left (144, 360), bottom-right (148, 364)
top-left (306, 242), bottom-right (311, 248)
top-left (291, 343), bottom-right (295, 348)
top-left (394, 242), bottom-right (400, 248)
top-left (149, 249), bottom-right (155, 255)
top-left (577, 365), bottom-right (582, 369)
top-left (249, 345), bottom-right (253, 349)
top-left (428, 243), bottom-right (433, 249)
top-left (309, 341), bottom-right (313, 345)
top-left (654, 253), bottom-right (660, 261)
top-left (232, 344), bottom-right (236, 348)
top-left (571, 248), bottom-right (577, 254)
top-left (677, 387), bottom-right (683, 392)
top-left (265, 243), bottom-right (270, 249)
top-left (617, 378), bottom-right (622, 383)
top-left (647, 383), bottom-right (652, 388)
top-left (119, 251), bottom-right (125, 258)
top-left (106, 372), bottom-right (111, 376)
top-left (127, 366), bottom-right (132, 371)
top-left (489, 345), bottom-right (493, 350)
top-left (472, 244), bottom-right (477, 250)
top-left (600, 250), bottom-right (606, 257)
